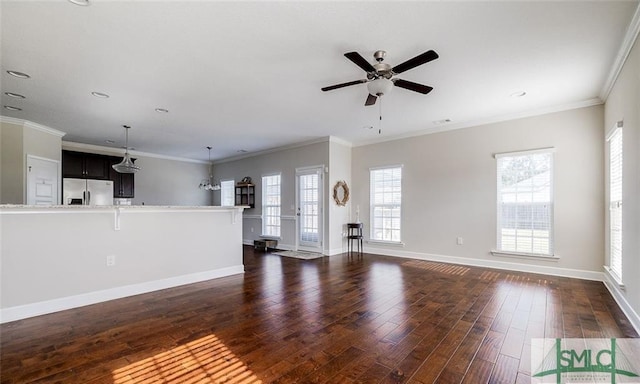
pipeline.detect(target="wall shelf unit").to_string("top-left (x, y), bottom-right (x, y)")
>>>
top-left (235, 183), bottom-right (255, 208)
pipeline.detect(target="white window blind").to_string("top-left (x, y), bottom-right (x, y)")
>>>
top-left (220, 180), bottom-right (235, 207)
top-left (608, 128), bottom-right (623, 280)
top-left (262, 174), bottom-right (281, 237)
top-left (496, 150), bottom-right (554, 255)
top-left (370, 166), bottom-right (402, 242)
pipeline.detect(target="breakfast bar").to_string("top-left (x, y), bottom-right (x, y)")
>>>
top-left (0, 205), bottom-right (245, 323)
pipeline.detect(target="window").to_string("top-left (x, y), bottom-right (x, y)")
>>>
top-left (262, 174), bottom-right (281, 237)
top-left (608, 127), bottom-right (623, 280)
top-left (370, 166), bottom-right (402, 242)
top-left (220, 180), bottom-right (234, 207)
top-left (496, 149), bottom-right (554, 256)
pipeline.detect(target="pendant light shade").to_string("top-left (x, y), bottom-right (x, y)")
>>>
top-left (199, 146), bottom-right (221, 191)
top-left (112, 125), bottom-right (141, 173)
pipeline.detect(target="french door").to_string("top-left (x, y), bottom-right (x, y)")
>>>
top-left (296, 166), bottom-right (323, 252)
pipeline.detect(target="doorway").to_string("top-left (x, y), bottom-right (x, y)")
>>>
top-left (296, 166), bottom-right (323, 253)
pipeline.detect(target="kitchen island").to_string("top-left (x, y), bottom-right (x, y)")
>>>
top-left (0, 205), bottom-right (245, 323)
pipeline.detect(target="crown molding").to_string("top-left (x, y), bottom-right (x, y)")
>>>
top-left (214, 136), bottom-right (333, 164)
top-left (0, 116), bottom-right (66, 137)
top-left (352, 98), bottom-right (603, 148)
top-left (62, 141), bottom-right (209, 164)
top-left (0, 116), bottom-right (24, 126)
top-left (600, 2), bottom-right (640, 101)
top-left (328, 135), bottom-right (353, 148)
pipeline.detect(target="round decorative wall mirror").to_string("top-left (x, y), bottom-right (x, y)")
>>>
top-left (333, 180), bottom-right (350, 206)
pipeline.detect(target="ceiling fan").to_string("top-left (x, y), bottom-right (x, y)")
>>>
top-left (321, 49), bottom-right (439, 106)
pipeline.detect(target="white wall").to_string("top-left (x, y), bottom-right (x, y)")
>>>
top-left (131, 155), bottom-right (211, 206)
top-left (0, 206), bottom-right (244, 322)
top-left (352, 105), bottom-right (604, 276)
top-left (328, 138), bottom-right (352, 254)
top-left (213, 140), bottom-right (330, 251)
top-left (0, 121), bottom-right (24, 204)
top-left (604, 35), bottom-right (640, 329)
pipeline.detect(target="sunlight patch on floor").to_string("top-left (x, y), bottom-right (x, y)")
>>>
top-left (112, 334), bottom-right (262, 384)
top-left (402, 260), bottom-right (470, 276)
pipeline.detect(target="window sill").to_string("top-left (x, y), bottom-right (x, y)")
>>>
top-left (604, 266), bottom-right (625, 290)
top-left (490, 250), bottom-right (559, 262)
top-left (367, 239), bottom-right (405, 247)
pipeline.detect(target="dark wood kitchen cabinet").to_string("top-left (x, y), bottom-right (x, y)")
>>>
top-left (62, 150), bottom-right (110, 180)
top-left (62, 150), bottom-right (135, 198)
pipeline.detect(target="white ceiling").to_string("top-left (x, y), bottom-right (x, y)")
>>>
top-left (1, 1), bottom-right (638, 162)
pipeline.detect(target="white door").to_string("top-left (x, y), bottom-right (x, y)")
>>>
top-left (27, 155), bottom-right (59, 205)
top-left (296, 166), bottom-right (323, 252)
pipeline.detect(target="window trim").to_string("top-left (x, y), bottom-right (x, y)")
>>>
top-left (607, 125), bottom-right (623, 283)
top-left (369, 165), bottom-right (403, 244)
top-left (494, 148), bottom-right (555, 257)
top-left (220, 179), bottom-right (235, 207)
top-left (261, 173), bottom-right (281, 238)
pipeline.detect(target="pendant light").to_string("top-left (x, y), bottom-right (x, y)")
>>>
top-left (112, 125), bottom-right (141, 173)
top-left (199, 146), bottom-right (221, 191)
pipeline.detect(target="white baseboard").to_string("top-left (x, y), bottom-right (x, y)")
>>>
top-left (0, 265), bottom-right (244, 324)
top-left (363, 245), bottom-right (604, 281)
top-left (327, 247), bottom-right (346, 256)
top-left (602, 269), bottom-right (640, 335)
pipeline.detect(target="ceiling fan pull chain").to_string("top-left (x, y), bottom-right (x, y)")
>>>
top-left (379, 97), bottom-right (383, 134)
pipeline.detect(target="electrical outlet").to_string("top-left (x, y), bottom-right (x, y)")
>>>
top-left (251, 227), bottom-right (254, 233)
top-left (456, 237), bottom-right (464, 245)
top-left (106, 255), bottom-right (116, 267)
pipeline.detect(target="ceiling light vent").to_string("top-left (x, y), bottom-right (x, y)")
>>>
top-left (5, 92), bottom-right (25, 99)
top-left (6, 70), bottom-right (30, 79)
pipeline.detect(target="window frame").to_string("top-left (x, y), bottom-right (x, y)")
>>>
top-left (369, 165), bottom-right (403, 244)
top-left (220, 179), bottom-right (235, 207)
top-left (607, 126), bottom-right (623, 283)
top-left (493, 148), bottom-right (555, 258)
top-left (261, 173), bottom-right (281, 238)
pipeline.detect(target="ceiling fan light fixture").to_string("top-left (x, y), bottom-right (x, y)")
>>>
top-left (112, 125), bottom-right (141, 174)
top-left (367, 78), bottom-right (393, 96)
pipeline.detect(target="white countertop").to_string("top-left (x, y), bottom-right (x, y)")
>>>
top-left (0, 205), bottom-right (248, 213)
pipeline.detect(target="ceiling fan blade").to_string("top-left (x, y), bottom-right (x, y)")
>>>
top-left (393, 79), bottom-right (434, 94)
top-left (321, 79), bottom-right (367, 92)
top-left (365, 93), bottom-right (377, 106)
top-left (392, 50), bottom-right (439, 74)
top-left (344, 52), bottom-right (376, 73)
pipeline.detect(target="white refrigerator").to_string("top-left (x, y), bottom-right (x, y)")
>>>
top-left (63, 178), bottom-right (114, 206)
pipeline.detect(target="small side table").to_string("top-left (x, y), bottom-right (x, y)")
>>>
top-left (347, 223), bottom-right (363, 255)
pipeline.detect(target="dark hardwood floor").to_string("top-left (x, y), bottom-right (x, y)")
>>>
top-left (1, 246), bottom-right (637, 384)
